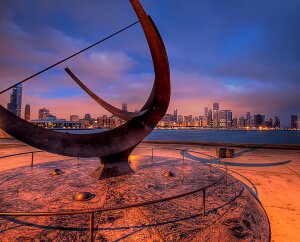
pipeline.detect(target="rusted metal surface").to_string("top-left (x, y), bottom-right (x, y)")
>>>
top-left (0, 0), bottom-right (170, 178)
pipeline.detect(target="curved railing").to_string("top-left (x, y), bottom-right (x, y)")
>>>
top-left (0, 146), bottom-right (230, 242)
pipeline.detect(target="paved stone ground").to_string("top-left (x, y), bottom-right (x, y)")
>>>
top-left (0, 140), bottom-right (269, 241)
top-left (177, 144), bottom-right (300, 242)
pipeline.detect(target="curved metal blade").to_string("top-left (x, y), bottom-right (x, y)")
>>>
top-left (0, 0), bottom-right (170, 158)
top-left (64, 67), bottom-right (155, 121)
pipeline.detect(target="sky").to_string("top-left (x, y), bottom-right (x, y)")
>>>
top-left (0, 0), bottom-right (299, 127)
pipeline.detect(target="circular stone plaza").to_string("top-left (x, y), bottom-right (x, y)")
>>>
top-left (0, 137), bottom-right (299, 241)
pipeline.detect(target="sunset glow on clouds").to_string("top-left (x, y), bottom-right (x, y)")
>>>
top-left (0, 0), bottom-right (299, 127)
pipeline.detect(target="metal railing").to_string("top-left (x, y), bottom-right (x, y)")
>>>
top-left (139, 146), bottom-right (229, 188)
top-left (184, 149), bottom-right (229, 188)
top-left (0, 150), bottom-right (43, 168)
top-left (0, 146), bottom-right (229, 242)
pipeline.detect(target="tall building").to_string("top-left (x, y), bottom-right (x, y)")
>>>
top-left (219, 110), bottom-right (227, 129)
top-left (173, 108), bottom-right (178, 122)
top-left (202, 116), bottom-right (208, 127)
top-left (122, 103), bottom-right (128, 112)
top-left (38, 107), bottom-right (49, 120)
top-left (198, 116), bottom-right (203, 127)
top-left (204, 107), bottom-right (208, 117)
top-left (227, 111), bottom-right (233, 128)
top-left (207, 109), bottom-right (212, 128)
top-left (239, 117), bottom-right (245, 128)
top-left (7, 84), bottom-right (22, 117)
top-left (245, 112), bottom-right (252, 127)
top-left (24, 104), bottom-right (30, 121)
top-left (232, 117), bottom-right (238, 128)
top-left (264, 118), bottom-right (273, 128)
top-left (274, 116), bottom-right (280, 129)
top-left (183, 116), bottom-right (189, 126)
top-left (177, 115), bottom-right (184, 126)
top-left (253, 114), bottom-right (265, 128)
top-left (291, 115), bottom-right (298, 129)
top-left (212, 103), bottom-right (219, 128)
top-left (219, 110), bottom-right (232, 129)
top-left (161, 114), bottom-right (173, 127)
top-left (187, 115), bottom-right (193, 126)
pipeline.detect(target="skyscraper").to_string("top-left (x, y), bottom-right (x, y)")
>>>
top-left (227, 111), bottom-right (233, 128)
top-left (38, 108), bottom-right (50, 120)
top-left (219, 110), bottom-right (227, 129)
top-left (173, 108), bottom-right (178, 122)
top-left (7, 84), bottom-right (22, 117)
top-left (207, 109), bottom-right (212, 128)
top-left (239, 117), bottom-right (245, 128)
top-left (25, 104), bottom-right (30, 121)
top-left (219, 110), bottom-right (233, 129)
top-left (254, 114), bottom-right (265, 128)
top-left (232, 117), bottom-right (238, 128)
top-left (291, 115), bottom-right (298, 129)
top-left (212, 102), bottom-right (219, 128)
top-left (204, 107), bottom-right (208, 117)
top-left (177, 115), bottom-right (183, 126)
top-left (245, 112), bottom-right (251, 127)
top-left (122, 103), bottom-right (128, 112)
top-left (274, 116), bottom-right (280, 129)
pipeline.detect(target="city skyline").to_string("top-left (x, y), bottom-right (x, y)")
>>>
top-left (0, 1), bottom-right (299, 127)
top-left (24, 101), bottom-right (298, 129)
top-left (3, 82), bottom-right (299, 129)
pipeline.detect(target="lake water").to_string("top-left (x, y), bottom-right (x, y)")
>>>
top-left (57, 129), bottom-right (300, 145)
top-left (146, 129), bottom-right (300, 145)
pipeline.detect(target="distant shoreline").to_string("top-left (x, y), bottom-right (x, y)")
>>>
top-left (50, 127), bottom-right (300, 131)
top-left (1, 128), bottom-right (299, 146)
top-left (154, 127), bottom-right (299, 131)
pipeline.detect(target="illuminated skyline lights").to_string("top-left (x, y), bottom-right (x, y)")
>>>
top-left (4, 84), bottom-right (298, 130)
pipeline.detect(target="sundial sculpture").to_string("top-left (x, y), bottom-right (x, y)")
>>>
top-left (0, 0), bottom-right (170, 179)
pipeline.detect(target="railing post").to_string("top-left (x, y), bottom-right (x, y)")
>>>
top-left (209, 157), bottom-right (212, 172)
top-left (182, 151), bottom-right (185, 164)
top-left (90, 212), bottom-right (94, 242)
top-left (225, 166), bottom-right (228, 188)
top-left (31, 152), bottom-right (34, 168)
top-left (218, 157), bottom-right (221, 167)
top-left (202, 188), bottom-right (206, 217)
top-left (151, 147), bottom-right (153, 163)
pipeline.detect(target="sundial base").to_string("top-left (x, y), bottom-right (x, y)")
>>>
top-left (91, 160), bottom-right (134, 180)
top-left (0, 145), bottom-right (270, 241)
top-left (92, 146), bottom-right (135, 179)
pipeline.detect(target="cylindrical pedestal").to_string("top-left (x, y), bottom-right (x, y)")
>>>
top-left (91, 160), bottom-right (134, 180)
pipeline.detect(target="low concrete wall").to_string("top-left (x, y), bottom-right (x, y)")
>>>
top-left (143, 140), bottom-right (300, 150)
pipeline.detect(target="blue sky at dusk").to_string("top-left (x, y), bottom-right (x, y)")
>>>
top-left (0, 0), bottom-right (299, 127)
